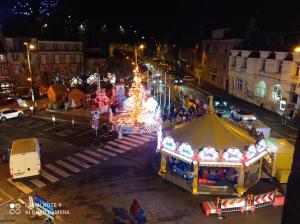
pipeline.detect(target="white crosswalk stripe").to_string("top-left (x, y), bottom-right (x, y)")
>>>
top-left (122, 136), bottom-right (146, 144)
top-left (29, 179), bottom-right (47, 188)
top-left (66, 156), bottom-right (91, 169)
top-left (56, 160), bottom-right (81, 173)
top-left (7, 178), bottom-right (33, 194)
top-left (116, 139), bottom-right (140, 147)
top-left (85, 150), bottom-right (108, 160)
top-left (139, 134), bottom-right (156, 140)
top-left (130, 135), bottom-right (153, 141)
top-left (41, 170), bottom-right (59, 183)
top-left (108, 141), bottom-right (132, 150)
top-left (75, 153), bottom-right (100, 165)
top-left (103, 145), bottom-right (125, 153)
top-left (96, 148), bottom-right (117, 157)
top-left (45, 164), bottom-right (70, 178)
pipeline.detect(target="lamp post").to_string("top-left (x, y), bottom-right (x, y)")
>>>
top-left (24, 42), bottom-right (35, 102)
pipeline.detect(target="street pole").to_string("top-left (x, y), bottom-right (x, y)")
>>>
top-left (25, 43), bottom-right (35, 102)
top-left (164, 71), bottom-right (167, 109)
top-left (168, 74), bottom-right (171, 112)
top-left (147, 70), bottom-right (149, 90)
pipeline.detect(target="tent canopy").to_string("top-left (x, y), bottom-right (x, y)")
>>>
top-left (165, 113), bottom-right (255, 151)
top-left (266, 137), bottom-right (294, 154)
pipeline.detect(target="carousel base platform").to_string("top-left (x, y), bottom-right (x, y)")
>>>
top-left (160, 173), bottom-right (241, 196)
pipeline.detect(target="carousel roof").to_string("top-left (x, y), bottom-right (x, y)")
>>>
top-left (165, 97), bottom-right (255, 151)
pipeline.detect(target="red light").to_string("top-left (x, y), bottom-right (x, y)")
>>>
top-left (9, 169), bottom-right (13, 176)
top-left (37, 164), bottom-right (41, 172)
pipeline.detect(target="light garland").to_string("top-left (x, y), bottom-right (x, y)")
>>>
top-left (178, 143), bottom-right (194, 159)
top-left (162, 137), bottom-right (176, 151)
top-left (223, 148), bottom-right (243, 162)
top-left (199, 147), bottom-right (219, 161)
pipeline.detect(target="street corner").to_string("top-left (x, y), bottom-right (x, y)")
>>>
top-left (0, 188), bottom-right (14, 207)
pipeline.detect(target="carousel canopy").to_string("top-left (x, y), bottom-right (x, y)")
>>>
top-left (165, 98), bottom-right (255, 151)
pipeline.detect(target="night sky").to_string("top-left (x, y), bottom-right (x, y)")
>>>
top-left (1, 0), bottom-right (300, 39)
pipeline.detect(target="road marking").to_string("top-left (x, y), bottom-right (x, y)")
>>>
top-left (29, 179), bottom-right (47, 188)
top-left (129, 135), bottom-right (151, 142)
top-left (123, 136), bottom-right (145, 144)
top-left (85, 150), bottom-right (108, 160)
top-left (66, 156), bottom-right (91, 169)
top-left (16, 119), bottom-right (34, 126)
top-left (116, 139), bottom-right (140, 147)
top-left (75, 153), bottom-right (100, 165)
top-left (96, 148), bottom-right (117, 157)
top-left (108, 141), bottom-right (132, 150)
top-left (137, 134), bottom-right (156, 140)
top-left (76, 129), bottom-right (93, 137)
top-left (7, 178), bottom-right (33, 194)
top-left (0, 188), bottom-right (14, 207)
top-left (56, 160), bottom-right (81, 173)
top-left (45, 164), bottom-right (70, 178)
top-left (103, 145), bottom-right (125, 154)
top-left (29, 121), bottom-right (52, 129)
top-left (41, 170), bottom-right (59, 183)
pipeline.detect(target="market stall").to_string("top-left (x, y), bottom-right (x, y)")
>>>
top-left (158, 96), bottom-right (270, 196)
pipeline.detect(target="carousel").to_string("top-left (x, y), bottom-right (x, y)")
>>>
top-left (158, 96), bottom-right (270, 196)
top-left (111, 68), bottom-right (162, 146)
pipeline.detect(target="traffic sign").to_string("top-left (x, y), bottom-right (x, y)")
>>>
top-left (34, 195), bottom-right (55, 220)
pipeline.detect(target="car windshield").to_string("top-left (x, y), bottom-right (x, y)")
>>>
top-left (239, 110), bottom-right (251, 115)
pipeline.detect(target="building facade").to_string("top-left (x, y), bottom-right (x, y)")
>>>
top-left (202, 28), bottom-right (243, 91)
top-left (229, 49), bottom-right (300, 113)
top-left (38, 40), bottom-right (84, 86)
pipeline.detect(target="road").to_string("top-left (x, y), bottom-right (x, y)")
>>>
top-left (0, 114), bottom-right (283, 224)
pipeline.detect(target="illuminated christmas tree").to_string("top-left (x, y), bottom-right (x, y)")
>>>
top-left (12, 0), bottom-right (33, 16)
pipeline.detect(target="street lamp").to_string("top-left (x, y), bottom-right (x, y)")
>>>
top-left (294, 46), bottom-right (300, 53)
top-left (24, 42), bottom-right (35, 102)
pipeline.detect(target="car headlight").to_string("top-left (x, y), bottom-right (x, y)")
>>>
top-left (215, 101), bottom-right (220, 106)
top-left (224, 102), bottom-right (227, 107)
top-left (175, 80), bottom-right (178, 83)
top-left (242, 117), bottom-right (248, 120)
top-left (180, 80), bottom-right (183, 83)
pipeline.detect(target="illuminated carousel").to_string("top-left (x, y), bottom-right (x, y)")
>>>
top-left (158, 96), bottom-right (270, 196)
top-left (112, 68), bottom-right (162, 147)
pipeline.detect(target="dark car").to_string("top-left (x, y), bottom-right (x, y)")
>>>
top-left (172, 161), bottom-right (194, 179)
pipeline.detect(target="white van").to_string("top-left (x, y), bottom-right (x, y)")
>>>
top-left (9, 138), bottom-right (41, 180)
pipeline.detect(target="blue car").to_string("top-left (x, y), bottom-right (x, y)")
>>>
top-left (172, 161), bottom-right (194, 179)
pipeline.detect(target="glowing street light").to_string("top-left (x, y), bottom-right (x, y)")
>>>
top-left (294, 46), bottom-right (300, 52)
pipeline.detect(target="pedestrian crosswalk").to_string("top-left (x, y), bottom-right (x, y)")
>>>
top-left (6, 133), bottom-right (156, 195)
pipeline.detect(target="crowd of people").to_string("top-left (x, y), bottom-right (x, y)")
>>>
top-left (161, 101), bottom-right (204, 126)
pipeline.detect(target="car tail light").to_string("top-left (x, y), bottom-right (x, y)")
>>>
top-left (37, 164), bottom-right (41, 172)
top-left (10, 168), bottom-right (13, 176)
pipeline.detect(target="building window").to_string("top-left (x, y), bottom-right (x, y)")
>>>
top-left (261, 59), bottom-right (266, 71)
top-left (291, 94), bottom-right (298, 104)
top-left (75, 54), bottom-right (81, 63)
top-left (12, 54), bottom-right (19, 61)
top-left (237, 79), bottom-right (243, 91)
top-left (64, 43), bottom-right (69, 50)
top-left (66, 55), bottom-right (70, 63)
top-left (242, 58), bottom-right (247, 68)
top-left (232, 57), bottom-right (236, 67)
top-left (40, 55), bottom-right (47, 64)
top-left (296, 66), bottom-right (300, 76)
top-left (39, 43), bottom-right (45, 50)
top-left (47, 55), bottom-right (54, 64)
top-left (53, 43), bottom-right (58, 50)
top-left (224, 48), bottom-right (228, 54)
top-left (59, 55), bottom-right (66, 63)
top-left (256, 80), bottom-right (267, 98)
top-left (70, 55), bottom-right (76, 63)
top-left (205, 44), bottom-right (210, 52)
top-left (54, 55), bottom-right (60, 64)
top-left (75, 44), bottom-right (79, 50)
top-left (272, 84), bottom-right (282, 101)
top-left (291, 83), bottom-right (296, 92)
top-left (0, 54), bottom-right (4, 62)
top-left (211, 74), bottom-right (216, 81)
top-left (278, 61), bottom-right (283, 73)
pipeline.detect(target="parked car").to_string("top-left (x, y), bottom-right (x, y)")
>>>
top-left (0, 108), bottom-right (24, 122)
top-left (172, 161), bottom-right (194, 179)
top-left (231, 108), bottom-right (256, 122)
